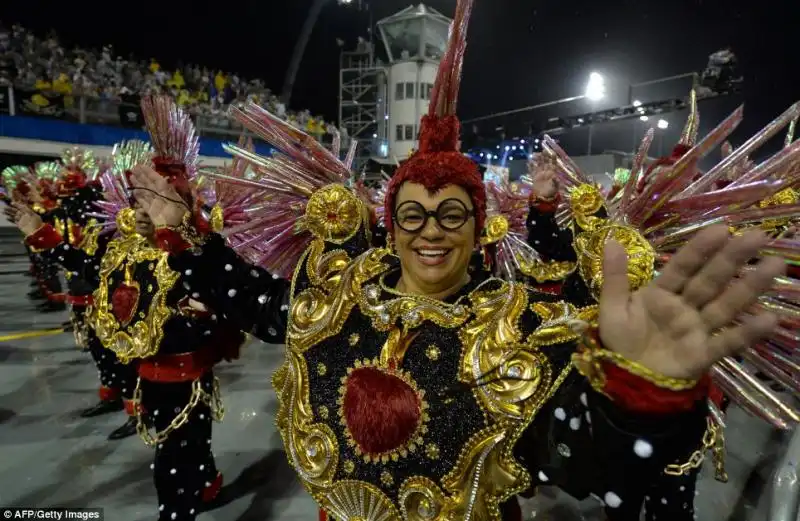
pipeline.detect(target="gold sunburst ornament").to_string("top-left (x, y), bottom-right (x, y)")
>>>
top-left (573, 223), bottom-right (656, 299)
top-left (301, 184), bottom-right (365, 244)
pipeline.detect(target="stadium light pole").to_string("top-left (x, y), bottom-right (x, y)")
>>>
top-left (281, 0), bottom-right (358, 107)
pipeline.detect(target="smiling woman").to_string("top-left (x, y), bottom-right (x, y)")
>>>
top-left (392, 184), bottom-right (477, 298)
top-left (125, 0), bottom-right (788, 519)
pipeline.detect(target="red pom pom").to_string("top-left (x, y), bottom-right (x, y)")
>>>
top-left (342, 366), bottom-right (421, 456)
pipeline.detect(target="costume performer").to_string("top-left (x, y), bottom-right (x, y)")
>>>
top-left (9, 150), bottom-right (140, 439)
top-left (24, 163), bottom-right (68, 312)
top-left (89, 98), bottom-right (243, 520)
top-left (129, 2), bottom-right (797, 519)
top-left (1, 166), bottom-right (44, 300)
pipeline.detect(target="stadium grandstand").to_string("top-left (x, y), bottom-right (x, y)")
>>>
top-left (0, 21), bottom-right (339, 142)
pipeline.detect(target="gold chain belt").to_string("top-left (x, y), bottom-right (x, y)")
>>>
top-left (132, 376), bottom-right (224, 447)
top-left (664, 416), bottom-right (728, 482)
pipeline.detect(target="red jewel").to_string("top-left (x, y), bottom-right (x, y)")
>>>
top-left (327, 212), bottom-right (338, 221)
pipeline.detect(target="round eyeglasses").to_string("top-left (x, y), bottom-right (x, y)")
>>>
top-left (393, 199), bottom-right (475, 233)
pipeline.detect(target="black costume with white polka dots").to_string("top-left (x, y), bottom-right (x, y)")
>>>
top-left (524, 202), bottom-right (706, 521)
top-left (35, 183), bottom-right (138, 418)
top-left (94, 232), bottom-right (277, 521)
top-left (167, 214), bottom-right (709, 521)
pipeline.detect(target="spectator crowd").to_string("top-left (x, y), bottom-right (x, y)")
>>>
top-left (0, 22), bottom-right (340, 140)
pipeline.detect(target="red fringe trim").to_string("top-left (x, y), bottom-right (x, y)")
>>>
top-left (25, 224), bottom-right (64, 251)
top-left (123, 399), bottom-right (141, 416)
top-left (602, 361), bottom-right (710, 414)
top-left (528, 192), bottom-right (561, 213)
top-left (532, 281), bottom-right (563, 295)
top-left (48, 292), bottom-right (67, 304)
top-left (154, 228), bottom-right (192, 254)
top-left (708, 382), bottom-right (724, 408)
top-left (202, 472), bottom-right (223, 502)
top-left (98, 386), bottom-right (120, 402)
top-left (66, 294), bottom-right (93, 306)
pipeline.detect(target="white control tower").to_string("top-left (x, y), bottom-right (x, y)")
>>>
top-left (376, 4), bottom-right (452, 160)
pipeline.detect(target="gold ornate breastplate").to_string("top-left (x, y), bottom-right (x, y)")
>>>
top-left (274, 240), bottom-right (593, 521)
top-left (88, 233), bottom-right (179, 362)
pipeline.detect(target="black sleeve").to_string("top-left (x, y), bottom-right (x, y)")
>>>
top-left (40, 239), bottom-right (90, 277)
top-left (526, 205), bottom-right (577, 262)
top-left (167, 233), bottom-right (291, 344)
top-left (586, 390), bottom-right (708, 521)
top-left (525, 201), bottom-right (610, 262)
top-left (514, 373), bottom-right (707, 521)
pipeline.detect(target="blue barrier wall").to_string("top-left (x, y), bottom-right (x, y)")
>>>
top-left (0, 115), bottom-right (274, 158)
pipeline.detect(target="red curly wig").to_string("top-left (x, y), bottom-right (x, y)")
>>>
top-left (384, 115), bottom-right (485, 242)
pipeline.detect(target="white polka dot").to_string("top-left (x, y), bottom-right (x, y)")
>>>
top-left (250, 270), bottom-right (259, 278)
top-left (538, 471), bottom-right (549, 482)
top-left (228, 289), bottom-right (237, 297)
top-left (189, 509), bottom-right (195, 515)
top-left (679, 485), bottom-right (686, 491)
top-left (272, 273), bottom-right (279, 279)
top-left (257, 294), bottom-right (267, 304)
top-left (170, 513), bottom-right (177, 520)
top-left (634, 439), bottom-right (654, 458)
top-left (199, 464), bottom-right (205, 470)
top-left (531, 220), bottom-right (536, 225)
top-left (661, 498), bottom-right (668, 505)
top-left (150, 464), bottom-right (155, 469)
top-left (554, 407), bottom-right (566, 420)
top-left (170, 468), bottom-right (176, 475)
top-left (224, 263), bottom-right (233, 271)
top-left (185, 269), bottom-right (192, 276)
top-left (580, 393), bottom-right (588, 406)
top-left (569, 417), bottom-right (581, 430)
top-left (158, 505), bottom-right (164, 511)
top-left (205, 481), bottom-right (211, 487)
top-left (604, 492), bottom-right (622, 508)
top-left (192, 292), bottom-right (200, 298)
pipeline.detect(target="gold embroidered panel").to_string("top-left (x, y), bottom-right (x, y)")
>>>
top-left (275, 243), bottom-right (588, 521)
top-left (87, 234), bottom-right (179, 363)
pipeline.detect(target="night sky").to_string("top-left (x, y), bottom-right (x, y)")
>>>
top-left (3, 0), bottom-right (799, 157)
